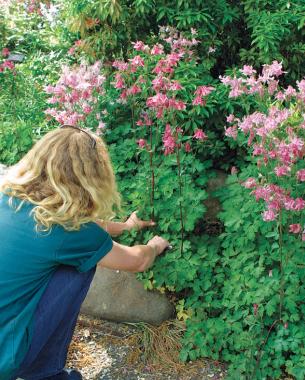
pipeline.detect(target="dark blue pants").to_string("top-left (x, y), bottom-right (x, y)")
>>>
top-left (14, 266), bottom-right (95, 380)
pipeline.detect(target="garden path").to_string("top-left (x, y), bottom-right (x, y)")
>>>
top-left (68, 314), bottom-right (226, 380)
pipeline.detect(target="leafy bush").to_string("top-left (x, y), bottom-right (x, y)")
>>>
top-left (182, 165), bottom-right (305, 379)
top-left (0, 120), bottom-right (34, 165)
top-left (62, 0), bottom-right (305, 82)
top-left (181, 66), bottom-right (305, 378)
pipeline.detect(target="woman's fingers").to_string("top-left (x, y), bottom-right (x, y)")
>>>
top-left (147, 235), bottom-right (170, 255)
top-left (127, 211), bottom-right (156, 230)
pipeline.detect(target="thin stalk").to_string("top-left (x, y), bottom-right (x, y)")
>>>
top-left (250, 319), bottom-right (279, 380)
top-left (149, 124), bottom-right (155, 220)
top-left (175, 144), bottom-right (184, 255)
top-left (278, 212), bottom-right (284, 320)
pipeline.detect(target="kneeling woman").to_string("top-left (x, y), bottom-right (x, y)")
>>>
top-left (0, 126), bottom-right (169, 380)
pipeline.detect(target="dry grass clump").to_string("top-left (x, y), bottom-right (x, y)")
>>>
top-left (124, 320), bottom-right (201, 376)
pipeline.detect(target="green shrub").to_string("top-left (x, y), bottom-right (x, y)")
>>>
top-left (0, 121), bottom-right (34, 165)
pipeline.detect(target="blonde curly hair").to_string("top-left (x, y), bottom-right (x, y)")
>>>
top-left (0, 127), bottom-right (121, 231)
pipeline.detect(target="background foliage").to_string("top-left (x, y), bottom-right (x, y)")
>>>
top-left (0, 1), bottom-right (305, 379)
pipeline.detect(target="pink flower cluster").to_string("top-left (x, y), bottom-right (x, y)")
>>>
top-left (44, 61), bottom-right (105, 131)
top-left (226, 63), bottom-right (305, 239)
top-left (67, 40), bottom-right (84, 56)
top-left (0, 48), bottom-right (15, 73)
top-left (112, 28), bottom-right (212, 155)
top-left (249, 183), bottom-right (305, 240)
top-left (25, 0), bottom-right (44, 14)
top-left (221, 61), bottom-right (287, 99)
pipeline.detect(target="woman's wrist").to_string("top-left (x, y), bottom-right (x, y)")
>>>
top-left (147, 243), bottom-right (158, 258)
top-left (124, 219), bottom-right (136, 232)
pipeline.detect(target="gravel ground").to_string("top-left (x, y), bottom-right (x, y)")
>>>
top-left (67, 315), bottom-right (227, 380)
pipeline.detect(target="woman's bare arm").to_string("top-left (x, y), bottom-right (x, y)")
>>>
top-left (98, 236), bottom-right (169, 273)
top-left (96, 211), bottom-right (155, 237)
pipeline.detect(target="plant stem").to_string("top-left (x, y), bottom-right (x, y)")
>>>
top-left (149, 124), bottom-right (155, 220)
top-left (175, 143), bottom-right (184, 255)
top-left (278, 212), bottom-right (284, 321)
top-left (250, 319), bottom-right (279, 379)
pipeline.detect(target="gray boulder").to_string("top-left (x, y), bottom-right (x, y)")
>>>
top-left (82, 267), bottom-right (174, 325)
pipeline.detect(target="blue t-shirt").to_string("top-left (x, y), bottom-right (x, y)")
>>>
top-left (0, 193), bottom-right (113, 380)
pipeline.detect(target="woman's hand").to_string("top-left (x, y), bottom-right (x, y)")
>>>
top-left (147, 235), bottom-right (170, 256)
top-left (125, 211), bottom-right (156, 231)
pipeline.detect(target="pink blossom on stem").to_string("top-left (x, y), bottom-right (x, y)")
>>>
top-left (184, 142), bottom-right (192, 153)
top-left (294, 198), bottom-right (305, 211)
top-left (129, 55), bottom-right (145, 67)
top-left (2, 60), bottom-right (14, 70)
top-left (274, 165), bottom-right (290, 177)
top-left (262, 209), bottom-right (278, 222)
top-left (194, 86), bottom-right (214, 97)
top-left (296, 169), bottom-right (305, 182)
top-left (163, 124), bottom-right (176, 155)
top-left (289, 224), bottom-right (301, 234)
top-left (225, 126), bottom-right (238, 140)
top-left (132, 41), bottom-right (146, 51)
top-left (192, 96), bottom-right (204, 106)
top-left (240, 65), bottom-right (256, 76)
top-left (226, 114), bottom-right (235, 123)
top-left (242, 178), bottom-right (257, 189)
top-left (137, 139), bottom-right (147, 148)
top-left (98, 121), bottom-right (106, 129)
top-left (151, 44), bottom-right (164, 55)
top-left (2, 48), bottom-right (10, 57)
top-left (112, 60), bottom-right (129, 71)
top-left (114, 73), bottom-right (125, 89)
top-left (193, 129), bottom-right (207, 140)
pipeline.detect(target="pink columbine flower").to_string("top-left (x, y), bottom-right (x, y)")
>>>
top-left (112, 60), bottom-right (129, 71)
top-left (151, 44), bottom-right (164, 55)
top-left (82, 104), bottom-right (92, 114)
top-left (294, 198), bottom-right (305, 211)
top-left (195, 85), bottom-right (214, 97)
top-left (132, 41), bottom-right (146, 51)
top-left (296, 169), bottom-right (305, 182)
top-left (184, 142), bottom-right (191, 153)
top-left (137, 139), bottom-right (146, 148)
top-left (192, 96), bottom-right (204, 106)
top-left (193, 129), bottom-right (207, 140)
top-left (289, 224), bottom-right (301, 234)
top-left (242, 178), bottom-right (257, 189)
top-left (262, 209), bottom-right (277, 222)
top-left (169, 81), bottom-right (183, 91)
top-left (127, 85), bottom-right (141, 95)
top-left (114, 73), bottom-right (125, 89)
top-left (285, 85), bottom-right (297, 98)
top-left (224, 126), bottom-right (238, 140)
top-left (208, 46), bottom-right (216, 54)
top-left (129, 55), bottom-right (145, 67)
top-left (2, 60), bottom-right (14, 70)
top-left (2, 48), bottom-right (10, 57)
top-left (240, 65), bottom-right (256, 76)
top-left (274, 165), bottom-right (290, 177)
top-left (226, 114), bottom-right (235, 123)
top-left (163, 124), bottom-right (176, 155)
top-left (98, 121), bottom-right (106, 129)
